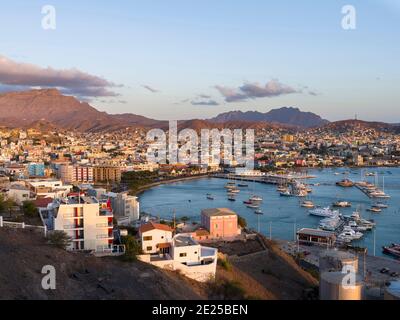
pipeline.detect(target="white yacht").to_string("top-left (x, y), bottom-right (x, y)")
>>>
top-left (309, 207), bottom-right (339, 218)
top-left (250, 195), bottom-right (263, 202)
top-left (338, 226), bottom-right (363, 242)
top-left (319, 215), bottom-right (342, 231)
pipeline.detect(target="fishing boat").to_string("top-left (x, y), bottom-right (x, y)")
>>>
top-left (309, 207), bottom-right (339, 218)
top-left (332, 201), bottom-right (352, 208)
top-left (382, 244), bottom-right (400, 259)
top-left (301, 200), bottom-right (315, 208)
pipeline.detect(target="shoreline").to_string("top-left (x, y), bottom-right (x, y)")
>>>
top-left (133, 174), bottom-right (211, 197)
top-left (133, 164), bottom-right (399, 196)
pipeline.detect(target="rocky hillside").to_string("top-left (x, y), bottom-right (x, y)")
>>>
top-left (0, 228), bottom-right (203, 300)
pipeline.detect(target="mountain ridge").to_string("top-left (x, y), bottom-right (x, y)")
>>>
top-left (0, 89), bottom-right (394, 133)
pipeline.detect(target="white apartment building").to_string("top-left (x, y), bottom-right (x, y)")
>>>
top-left (44, 195), bottom-right (114, 252)
top-left (111, 192), bottom-right (140, 223)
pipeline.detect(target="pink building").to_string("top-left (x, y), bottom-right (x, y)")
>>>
top-left (201, 208), bottom-right (239, 239)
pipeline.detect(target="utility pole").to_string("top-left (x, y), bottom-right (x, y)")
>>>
top-left (269, 222), bottom-right (272, 240)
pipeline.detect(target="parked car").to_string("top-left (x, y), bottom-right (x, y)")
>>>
top-left (380, 267), bottom-right (390, 274)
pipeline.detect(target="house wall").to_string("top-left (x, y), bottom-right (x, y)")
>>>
top-left (171, 244), bottom-right (202, 265)
top-left (203, 214), bottom-right (238, 238)
top-left (140, 229), bottom-right (172, 254)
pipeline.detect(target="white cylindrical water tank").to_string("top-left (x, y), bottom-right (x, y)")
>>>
top-left (320, 271), bottom-right (363, 300)
top-left (319, 250), bottom-right (359, 273)
top-left (384, 281), bottom-right (400, 300)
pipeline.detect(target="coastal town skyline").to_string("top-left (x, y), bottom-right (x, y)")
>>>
top-left (1, 0), bottom-right (399, 122)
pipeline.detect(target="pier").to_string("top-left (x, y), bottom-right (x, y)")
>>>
top-left (212, 173), bottom-right (315, 186)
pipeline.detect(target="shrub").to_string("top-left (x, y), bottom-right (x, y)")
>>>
top-left (47, 231), bottom-right (72, 250)
top-left (218, 258), bottom-right (232, 272)
top-left (237, 215), bottom-right (247, 229)
top-left (22, 201), bottom-right (38, 218)
top-left (208, 279), bottom-right (246, 300)
top-left (121, 235), bottom-right (142, 261)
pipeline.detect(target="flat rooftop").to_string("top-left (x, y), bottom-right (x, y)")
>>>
top-left (201, 208), bottom-right (237, 218)
top-left (174, 235), bottom-right (198, 247)
top-left (298, 228), bottom-right (336, 238)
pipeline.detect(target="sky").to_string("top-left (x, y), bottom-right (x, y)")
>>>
top-left (0, 0), bottom-right (399, 122)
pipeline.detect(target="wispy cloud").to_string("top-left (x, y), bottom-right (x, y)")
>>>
top-left (0, 55), bottom-right (120, 99)
top-left (215, 80), bottom-right (299, 102)
top-left (142, 85), bottom-right (159, 93)
top-left (191, 99), bottom-right (219, 106)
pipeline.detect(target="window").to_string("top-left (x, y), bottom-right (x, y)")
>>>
top-left (179, 253), bottom-right (187, 257)
top-left (143, 236), bottom-right (152, 241)
top-left (215, 224), bottom-right (218, 229)
top-left (146, 246), bottom-right (152, 251)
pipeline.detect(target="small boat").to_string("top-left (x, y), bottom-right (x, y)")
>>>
top-left (238, 183), bottom-right (249, 187)
top-left (336, 179), bottom-right (354, 187)
top-left (280, 190), bottom-right (292, 197)
top-left (228, 188), bottom-right (240, 194)
top-left (254, 209), bottom-right (263, 215)
top-left (309, 207), bottom-right (339, 218)
top-left (301, 200), bottom-right (315, 208)
top-left (206, 194), bottom-right (214, 200)
top-left (243, 200), bottom-right (252, 205)
top-left (250, 195), bottom-right (263, 202)
top-left (333, 201), bottom-right (352, 208)
top-left (228, 196), bottom-right (236, 202)
top-left (277, 185), bottom-right (288, 192)
top-left (374, 202), bottom-right (388, 209)
top-left (367, 206), bottom-right (382, 213)
top-left (247, 203), bottom-right (259, 209)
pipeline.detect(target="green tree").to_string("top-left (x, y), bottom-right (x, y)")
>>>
top-left (237, 215), bottom-right (247, 229)
top-left (22, 201), bottom-right (38, 218)
top-left (121, 235), bottom-right (142, 261)
top-left (47, 231), bottom-right (72, 249)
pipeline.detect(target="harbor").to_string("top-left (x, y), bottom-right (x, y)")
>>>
top-left (139, 167), bottom-right (400, 260)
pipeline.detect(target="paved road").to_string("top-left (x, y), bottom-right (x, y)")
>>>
top-left (278, 240), bottom-right (400, 284)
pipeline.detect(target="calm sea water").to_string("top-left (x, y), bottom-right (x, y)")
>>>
top-left (139, 167), bottom-right (400, 258)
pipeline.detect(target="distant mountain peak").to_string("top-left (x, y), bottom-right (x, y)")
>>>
top-left (210, 106), bottom-right (329, 128)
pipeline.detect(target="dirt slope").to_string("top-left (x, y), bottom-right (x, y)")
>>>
top-left (0, 228), bottom-right (203, 300)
